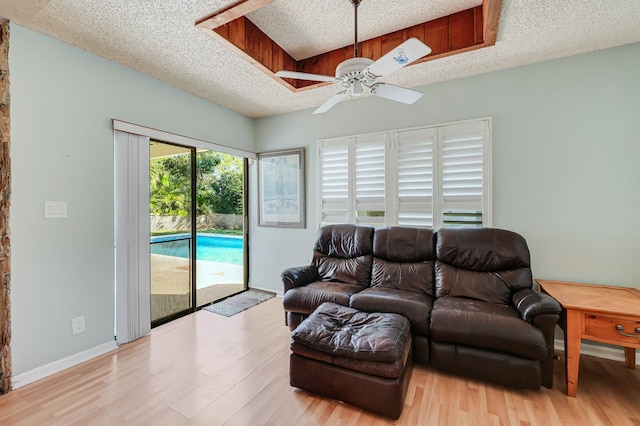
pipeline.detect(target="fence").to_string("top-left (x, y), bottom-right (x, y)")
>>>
top-left (150, 214), bottom-right (243, 233)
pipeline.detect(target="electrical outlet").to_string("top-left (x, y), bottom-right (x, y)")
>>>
top-left (72, 316), bottom-right (85, 335)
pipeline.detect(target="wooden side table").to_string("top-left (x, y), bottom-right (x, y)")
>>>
top-left (536, 279), bottom-right (640, 397)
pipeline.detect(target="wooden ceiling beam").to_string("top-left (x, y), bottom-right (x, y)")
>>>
top-left (483, 0), bottom-right (502, 45)
top-left (198, 1), bottom-right (502, 91)
top-left (196, 0), bottom-right (276, 31)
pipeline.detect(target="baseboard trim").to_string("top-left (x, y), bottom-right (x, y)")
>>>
top-left (12, 340), bottom-right (119, 390)
top-left (248, 285), bottom-right (283, 298)
top-left (554, 338), bottom-right (640, 366)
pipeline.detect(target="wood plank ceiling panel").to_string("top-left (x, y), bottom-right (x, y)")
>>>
top-left (197, 1), bottom-right (502, 91)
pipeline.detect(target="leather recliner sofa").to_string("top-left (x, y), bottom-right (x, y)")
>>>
top-left (282, 224), bottom-right (561, 389)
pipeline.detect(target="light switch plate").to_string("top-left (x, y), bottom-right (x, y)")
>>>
top-left (44, 201), bottom-right (67, 219)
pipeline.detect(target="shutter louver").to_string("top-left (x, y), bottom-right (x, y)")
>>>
top-left (355, 135), bottom-right (386, 226)
top-left (397, 128), bottom-right (435, 228)
top-left (319, 140), bottom-right (349, 225)
top-left (441, 121), bottom-right (484, 227)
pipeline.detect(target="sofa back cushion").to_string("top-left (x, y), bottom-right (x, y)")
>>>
top-left (312, 224), bottom-right (374, 286)
top-left (371, 227), bottom-right (435, 295)
top-left (435, 228), bottom-right (532, 304)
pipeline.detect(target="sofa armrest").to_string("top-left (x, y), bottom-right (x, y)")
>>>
top-left (281, 265), bottom-right (319, 293)
top-left (513, 288), bottom-right (561, 322)
top-left (513, 288), bottom-right (562, 387)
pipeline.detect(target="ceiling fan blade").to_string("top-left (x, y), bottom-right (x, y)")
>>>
top-left (370, 83), bottom-right (423, 105)
top-left (275, 70), bottom-right (336, 83)
top-left (313, 90), bottom-right (348, 114)
top-left (365, 38), bottom-right (432, 77)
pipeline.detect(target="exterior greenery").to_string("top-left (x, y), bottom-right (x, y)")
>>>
top-left (150, 151), bottom-right (243, 217)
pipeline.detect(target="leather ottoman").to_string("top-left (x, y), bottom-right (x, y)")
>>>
top-left (289, 302), bottom-right (413, 419)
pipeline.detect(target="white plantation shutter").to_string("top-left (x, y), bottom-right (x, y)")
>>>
top-left (396, 128), bottom-right (435, 227)
top-left (318, 139), bottom-right (350, 224)
top-left (354, 134), bottom-right (387, 226)
top-left (440, 120), bottom-right (488, 227)
top-left (317, 118), bottom-right (491, 229)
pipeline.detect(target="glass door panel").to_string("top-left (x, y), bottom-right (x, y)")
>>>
top-left (195, 150), bottom-right (247, 307)
top-left (149, 142), bottom-right (194, 324)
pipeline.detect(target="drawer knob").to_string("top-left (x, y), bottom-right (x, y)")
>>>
top-left (615, 324), bottom-right (640, 338)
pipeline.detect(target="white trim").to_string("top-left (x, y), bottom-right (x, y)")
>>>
top-left (12, 341), bottom-right (118, 389)
top-left (433, 126), bottom-right (444, 229)
top-left (482, 118), bottom-right (493, 227)
top-left (112, 119), bottom-right (256, 159)
top-left (553, 338), bottom-right (640, 366)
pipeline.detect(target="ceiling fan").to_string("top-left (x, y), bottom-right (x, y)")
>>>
top-left (275, 0), bottom-right (432, 114)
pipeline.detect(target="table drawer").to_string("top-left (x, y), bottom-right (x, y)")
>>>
top-left (584, 314), bottom-right (640, 345)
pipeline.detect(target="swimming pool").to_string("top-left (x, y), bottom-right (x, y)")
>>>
top-left (150, 234), bottom-right (243, 265)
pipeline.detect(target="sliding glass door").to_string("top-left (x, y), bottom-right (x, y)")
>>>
top-left (149, 141), bottom-right (247, 326)
top-left (149, 142), bottom-right (195, 324)
top-left (194, 151), bottom-right (247, 307)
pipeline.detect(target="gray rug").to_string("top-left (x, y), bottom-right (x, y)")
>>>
top-left (203, 289), bottom-right (275, 317)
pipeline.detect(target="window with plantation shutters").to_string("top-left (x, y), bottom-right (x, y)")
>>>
top-left (440, 121), bottom-right (488, 228)
top-left (355, 134), bottom-right (387, 227)
top-left (318, 138), bottom-right (350, 225)
top-left (396, 128), bottom-right (435, 228)
top-left (317, 118), bottom-right (491, 229)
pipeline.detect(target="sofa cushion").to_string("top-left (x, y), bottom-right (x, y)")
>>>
top-left (435, 228), bottom-right (533, 304)
top-left (371, 227), bottom-right (435, 295)
top-left (312, 224), bottom-right (374, 286)
top-left (435, 262), bottom-right (533, 305)
top-left (282, 281), bottom-right (363, 315)
top-left (430, 297), bottom-right (548, 360)
top-left (291, 302), bottom-right (411, 363)
top-left (373, 227), bottom-right (435, 262)
top-left (436, 228), bottom-right (531, 271)
top-left (350, 287), bottom-right (434, 335)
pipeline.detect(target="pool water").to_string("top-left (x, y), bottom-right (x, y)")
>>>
top-left (150, 234), bottom-right (243, 265)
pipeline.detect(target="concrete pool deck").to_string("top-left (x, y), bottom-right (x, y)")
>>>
top-left (150, 253), bottom-right (245, 321)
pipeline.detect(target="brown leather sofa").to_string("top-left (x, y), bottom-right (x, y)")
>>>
top-left (282, 224), bottom-right (561, 390)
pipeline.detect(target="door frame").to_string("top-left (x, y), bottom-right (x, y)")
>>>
top-left (113, 120), bottom-right (255, 341)
top-left (149, 140), bottom-right (198, 328)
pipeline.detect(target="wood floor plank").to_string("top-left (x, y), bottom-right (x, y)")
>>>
top-left (0, 297), bottom-right (638, 425)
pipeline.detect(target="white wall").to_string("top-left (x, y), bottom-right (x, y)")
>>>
top-left (250, 42), bottom-right (640, 294)
top-left (9, 24), bottom-right (255, 376)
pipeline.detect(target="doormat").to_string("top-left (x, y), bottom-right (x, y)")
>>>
top-left (203, 289), bottom-right (275, 317)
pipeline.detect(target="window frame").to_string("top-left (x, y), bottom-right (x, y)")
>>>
top-left (317, 117), bottom-right (492, 229)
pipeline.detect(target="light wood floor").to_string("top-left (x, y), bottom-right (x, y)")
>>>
top-left (1, 297), bottom-right (639, 425)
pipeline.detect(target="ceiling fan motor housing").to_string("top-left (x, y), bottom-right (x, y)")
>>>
top-left (336, 57), bottom-right (375, 92)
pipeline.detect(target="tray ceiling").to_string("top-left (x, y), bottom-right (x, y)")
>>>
top-left (1, 0), bottom-right (640, 118)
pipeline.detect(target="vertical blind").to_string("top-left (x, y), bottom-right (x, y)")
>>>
top-left (317, 118), bottom-right (491, 229)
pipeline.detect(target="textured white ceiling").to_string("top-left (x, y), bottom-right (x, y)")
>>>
top-left (1, 0), bottom-right (640, 118)
top-left (247, 0), bottom-right (481, 60)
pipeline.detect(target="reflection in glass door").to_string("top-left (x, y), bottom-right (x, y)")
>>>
top-left (149, 142), bottom-right (194, 324)
top-left (149, 142), bottom-right (247, 325)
